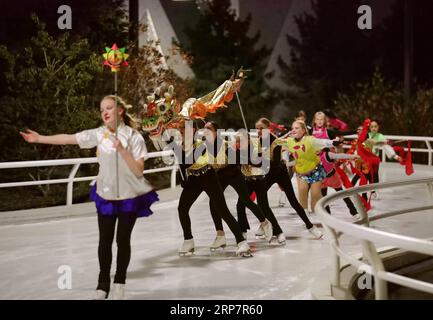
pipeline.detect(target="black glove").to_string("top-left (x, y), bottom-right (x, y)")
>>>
top-left (332, 140), bottom-right (343, 146)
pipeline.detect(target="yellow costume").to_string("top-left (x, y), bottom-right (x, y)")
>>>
top-left (271, 136), bottom-right (320, 175)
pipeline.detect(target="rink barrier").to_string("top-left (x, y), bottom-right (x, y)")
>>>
top-left (1, 134), bottom-right (432, 207)
top-left (0, 150), bottom-right (177, 206)
top-left (316, 176), bottom-right (433, 300)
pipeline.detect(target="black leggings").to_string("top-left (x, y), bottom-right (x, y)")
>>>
top-left (178, 168), bottom-right (244, 243)
top-left (97, 212), bottom-right (137, 293)
top-left (321, 187), bottom-right (358, 216)
top-left (351, 168), bottom-right (378, 200)
top-left (266, 165), bottom-right (314, 229)
top-left (210, 167), bottom-right (266, 233)
top-left (236, 177), bottom-right (284, 235)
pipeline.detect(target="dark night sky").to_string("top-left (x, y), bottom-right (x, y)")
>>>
top-left (0, 0), bottom-right (109, 47)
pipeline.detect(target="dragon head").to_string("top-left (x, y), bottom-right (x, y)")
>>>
top-left (140, 85), bottom-right (184, 149)
top-left (140, 68), bottom-right (249, 150)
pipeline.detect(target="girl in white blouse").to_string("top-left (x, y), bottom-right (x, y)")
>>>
top-left (20, 95), bottom-right (158, 300)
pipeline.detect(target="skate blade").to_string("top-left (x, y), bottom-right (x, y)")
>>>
top-left (255, 235), bottom-right (265, 239)
top-left (310, 234), bottom-right (324, 240)
top-left (238, 252), bottom-right (253, 257)
top-left (210, 245), bottom-right (226, 252)
top-left (236, 250), bottom-right (253, 257)
top-left (178, 250), bottom-right (194, 256)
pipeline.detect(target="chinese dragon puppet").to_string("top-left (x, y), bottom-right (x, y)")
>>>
top-left (139, 68), bottom-right (247, 150)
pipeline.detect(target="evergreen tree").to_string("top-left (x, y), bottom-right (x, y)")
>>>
top-left (376, 0), bottom-right (433, 87)
top-left (0, 0), bottom-right (129, 49)
top-left (277, 0), bottom-right (378, 117)
top-left (0, 13), bottom-right (190, 209)
top-left (182, 0), bottom-right (276, 129)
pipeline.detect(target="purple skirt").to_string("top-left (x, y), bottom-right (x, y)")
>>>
top-left (90, 184), bottom-right (159, 218)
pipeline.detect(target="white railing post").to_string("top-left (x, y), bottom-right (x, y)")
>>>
top-left (66, 164), bottom-right (80, 206)
top-left (427, 182), bottom-right (433, 199)
top-left (426, 140), bottom-right (432, 166)
top-left (316, 176), bottom-right (433, 299)
top-left (361, 240), bottom-right (388, 300)
top-left (323, 225), bottom-right (341, 289)
top-left (171, 166), bottom-right (177, 189)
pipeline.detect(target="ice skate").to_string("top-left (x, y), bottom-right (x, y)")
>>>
top-left (93, 289), bottom-right (108, 300)
top-left (210, 236), bottom-right (226, 251)
top-left (262, 220), bottom-right (273, 242)
top-left (255, 225), bottom-right (265, 239)
top-left (178, 239), bottom-right (195, 256)
top-left (277, 232), bottom-right (286, 245)
top-left (308, 226), bottom-right (323, 239)
top-left (353, 213), bottom-right (364, 222)
top-left (236, 240), bottom-right (252, 257)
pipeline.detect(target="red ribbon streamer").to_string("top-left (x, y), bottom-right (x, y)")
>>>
top-left (249, 192), bottom-right (256, 202)
top-left (335, 163), bottom-right (371, 212)
top-left (269, 122), bottom-right (287, 135)
top-left (392, 141), bottom-right (414, 175)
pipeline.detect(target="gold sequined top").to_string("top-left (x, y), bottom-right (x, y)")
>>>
top-left (185, 140), bottom-right (212, 177)
top-left (208, 140), bottom-right (230, 171)
top-left (239, 137), bottom-right (265, 179)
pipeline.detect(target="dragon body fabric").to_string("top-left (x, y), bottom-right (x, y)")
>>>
top-left (140, 75), bottom-right (244, 150)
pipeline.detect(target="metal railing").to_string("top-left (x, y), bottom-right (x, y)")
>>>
top-left (316, 176), bottom-right (433, 299)
top-left (0, 150), bottom-right (177, 206)
top-left (1, 133), bottom-right (432, 209)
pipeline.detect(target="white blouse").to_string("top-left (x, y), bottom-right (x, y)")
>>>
top-left (75, 123), bottom-right (153, 200)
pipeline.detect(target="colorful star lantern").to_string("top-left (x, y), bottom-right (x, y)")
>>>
top-left (102, 43), bottom-right (129, 72)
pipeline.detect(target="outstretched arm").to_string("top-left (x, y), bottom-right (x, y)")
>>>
top-left (20, 129), bottom-right (77, 145)
top-left (327, 152), bottom-right (360, 160)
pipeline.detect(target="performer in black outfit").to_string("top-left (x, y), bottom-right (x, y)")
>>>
top-left (233, 131), bottom-right (288, 244)
top-left (173, 123), bottom-right (252, 256)
top-left (238, 117), bottom-right (323, 240)
top-left (202, 122), bottom-right (273, 250)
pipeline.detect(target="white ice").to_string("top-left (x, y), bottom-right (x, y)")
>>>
top-left (0, 163), bottom-right (432, 299)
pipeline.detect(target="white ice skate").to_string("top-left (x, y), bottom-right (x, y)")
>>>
top-left (353, 213), bottom-right (362, 222)
top-left (308, 226), bottom-right (323, 239)
top-left (93, 289), bottom-right (108, 300)
top-left (255, 225), bottom-right (265, 238)
top-left (262, 220), bottom-right (273, 242)
top-left (236, 240), bottom-right (252, 257)
top-left (277, 232), bottom-right (286, 245)
top-left (111, 283), bottom-right (125, 300)
top-left (178, 239), bottom-right (195, 256)
top-left (210, 235), bottom-right (226, 251)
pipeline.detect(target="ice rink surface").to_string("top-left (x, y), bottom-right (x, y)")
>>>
top-left (0, 163), bottom-right (432, 299)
